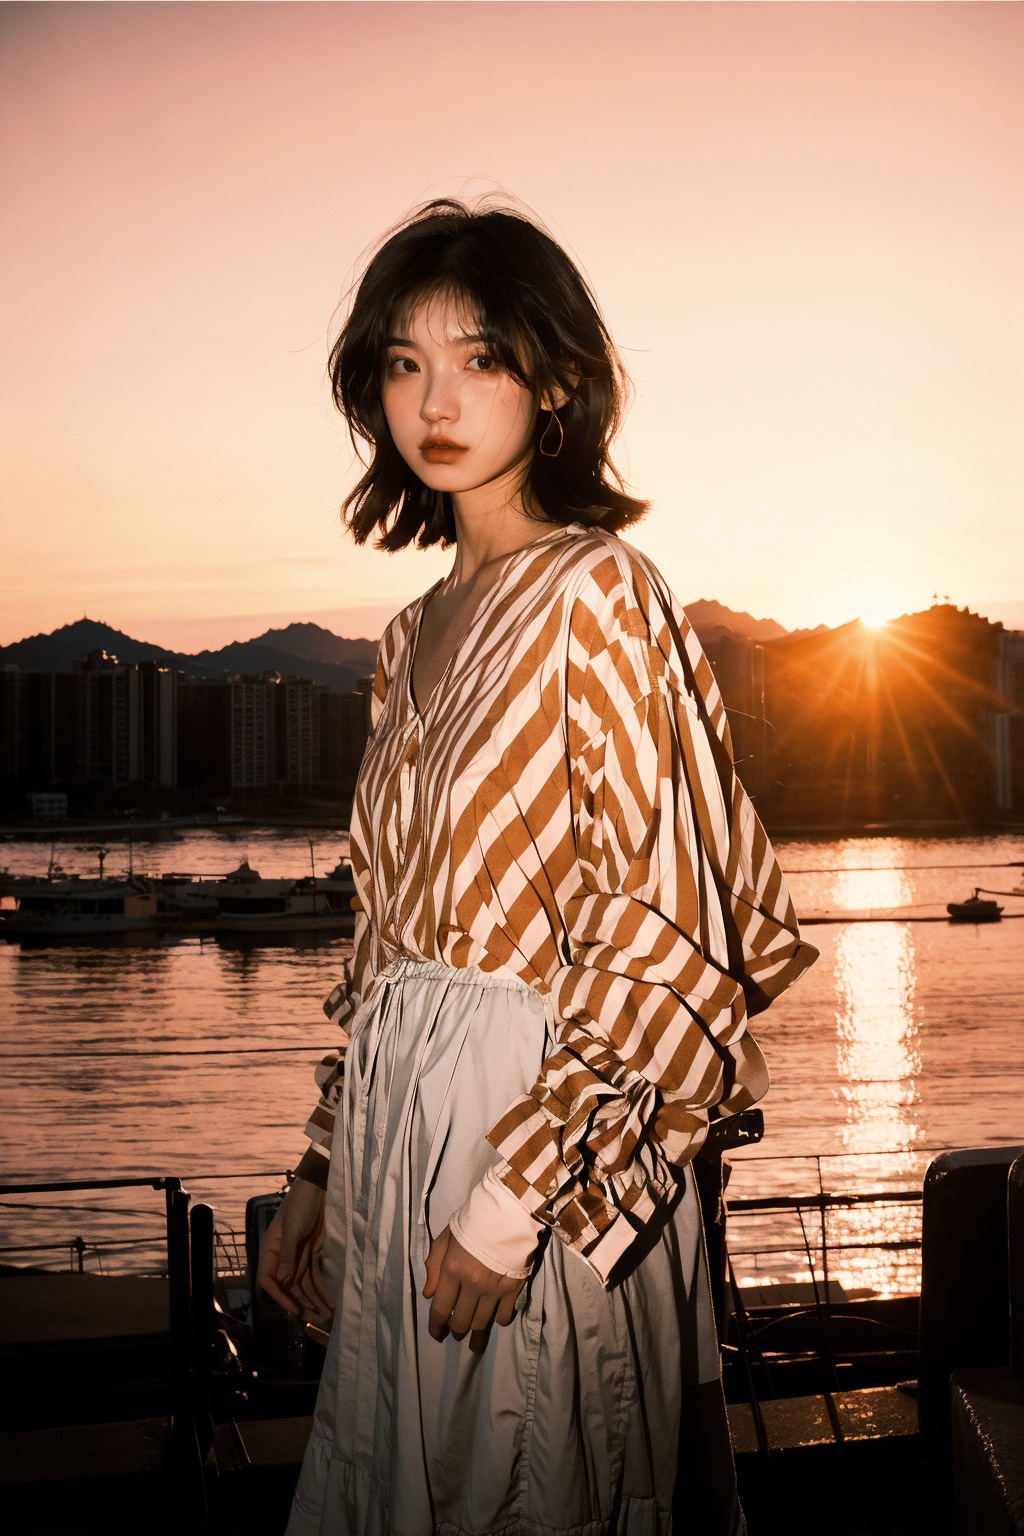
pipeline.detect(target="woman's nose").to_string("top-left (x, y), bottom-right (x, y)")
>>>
top-left (421, 375), bottom-right (459, 422)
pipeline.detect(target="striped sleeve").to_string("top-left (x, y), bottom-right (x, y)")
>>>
top-left (298, 626), bottom-right (398, 1180)
top-left (486, 559), bottom-right (818, 1281)
top-left (299, 906), bottom-right (373, 1179)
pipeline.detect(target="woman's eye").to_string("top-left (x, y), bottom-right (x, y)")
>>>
top-left (468, 354), bottom-right (496, 372)
top-left (387, 355), bottom-right (418, 375)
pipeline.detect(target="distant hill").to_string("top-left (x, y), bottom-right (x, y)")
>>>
top-left (683, 600), bottom-right (789, 644)
top-left (1, 607), bottom-right (819, 687)
top-left (186, 638), bottom-right (373, 691)
top-left (0, 618), bottom-right (378, 692)
top-left (253, 623), bottom-right (378, 672)
top-left (0, 619), bottom-right (181, 674)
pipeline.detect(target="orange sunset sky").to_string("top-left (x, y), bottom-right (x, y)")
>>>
top-left (2, 1), bottom-right (1021, 650)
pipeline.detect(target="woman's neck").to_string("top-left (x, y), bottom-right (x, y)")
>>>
top-left (448, 477), bottom-right (552, 587)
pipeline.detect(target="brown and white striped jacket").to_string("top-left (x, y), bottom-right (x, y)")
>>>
top-left (304, 522), bottom-right (817, 1273)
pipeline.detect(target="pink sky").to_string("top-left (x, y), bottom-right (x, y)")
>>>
top-left (2, 1), bottom-right (1021, 647)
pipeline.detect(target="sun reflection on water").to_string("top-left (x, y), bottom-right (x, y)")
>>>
top-left (831, 861), bottom-right (912, 913)
top-left (828, 915), bottom-right (923, 1294)
top-left (835, 919), bottom-right (920, 1155)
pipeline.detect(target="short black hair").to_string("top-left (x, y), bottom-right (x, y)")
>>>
top-left (329, 197), bottom-right (648, 550)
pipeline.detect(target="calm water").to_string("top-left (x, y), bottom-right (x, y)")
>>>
top-left (1, 827), bottom-right (1022, 1294)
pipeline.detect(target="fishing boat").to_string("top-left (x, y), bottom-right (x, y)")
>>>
top-left (946, 888), bottom-right (1004, 923)
top-left (175, 856), bottom-right (357, 936)
top-left (0, 853), bottom-right (357, 941)
top-left (0, 876), bottom-right (161, 938)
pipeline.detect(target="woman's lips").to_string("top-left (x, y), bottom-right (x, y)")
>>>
top-left (419, 438), bottom-right (468, 464)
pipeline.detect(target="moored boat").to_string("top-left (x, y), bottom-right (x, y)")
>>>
top-left (946, 888), bottom-right (1003, 922)
top-left (170, 857), bottom-right (356, 935)
top-left (0, 877), bottom-right (161, 938)
top-left (0, 855), bottom-right (357, 940)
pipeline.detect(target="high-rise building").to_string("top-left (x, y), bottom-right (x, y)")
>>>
top-left (140, 664), bottom-right (177, 788)
top-left (177, 679), bottom-right (232, 793)
top-left (230, 678), bottom-right (276, 790)
top-left (319, 689), bottom-right (368, 786)
top-left (277, 678), bottom-right (320, 787)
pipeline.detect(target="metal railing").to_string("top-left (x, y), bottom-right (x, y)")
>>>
top-left (0, 1172), bottom-right (263, 1530)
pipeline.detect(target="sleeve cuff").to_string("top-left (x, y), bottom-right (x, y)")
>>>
top-left (576, 1209), bottom-right (639, 1286)
top-left (295, 1144), bottom-right (330, 1190)
top-left (448, 1164), bottom-right (545, 1279)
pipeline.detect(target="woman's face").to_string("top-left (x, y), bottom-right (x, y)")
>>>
top-left (381, 294), bottom-right (537, 499)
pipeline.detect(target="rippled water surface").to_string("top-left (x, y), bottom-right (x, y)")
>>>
top-left (1, 827), bottom-right (1022, 1292)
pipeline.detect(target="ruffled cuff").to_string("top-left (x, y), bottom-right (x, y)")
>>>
top-left (448, 1164), bottom-right (545, 1279)
top-left (578, 1208), bottom-right (640, 1284)
top-left (716, 1029), bottom-right (770, 1116)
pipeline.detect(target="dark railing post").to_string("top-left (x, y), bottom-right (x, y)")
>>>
top-left (189, 1201), bottom-right (216, 1462)
top-left (162, 1177), bottom-right (207, 1530)
top-left (697, 1109), bottom-right (765, 1343)
top-left (693, 1144), bottom-right (728, 1344)
top-left (1009, 1152), bottom-right (1024, 1377)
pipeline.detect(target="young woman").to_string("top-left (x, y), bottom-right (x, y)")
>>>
top-left (258, 198), bottom-right (817, 1536)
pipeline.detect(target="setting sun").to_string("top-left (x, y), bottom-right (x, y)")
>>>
top-left (791, 566), bottom-right (932, 631)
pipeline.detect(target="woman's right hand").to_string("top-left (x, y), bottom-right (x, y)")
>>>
top-left (257, 1177), bottom-right (335, 1325)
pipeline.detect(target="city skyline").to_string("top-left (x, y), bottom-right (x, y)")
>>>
top-left (2, 2), bottom-right (1022, 648)
top-left (5, 589), bottom-right (1021, 828)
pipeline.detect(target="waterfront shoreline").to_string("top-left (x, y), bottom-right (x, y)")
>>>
top-left (0, 814), bottom-right (353, 840)
top-left (3, 814), bottom-right (1024, 843)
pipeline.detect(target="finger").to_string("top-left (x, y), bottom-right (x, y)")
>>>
top-left (428, 1271), bottom-right (460, 1341)
top-left (469, 1294), bottom-right (498, 1335)
top-left (259, 1272), bottom-right (303, 1318)
top-left (257, 1232), bottom-right (296, 1310)
top-left (469, 1323), bottom-right (492, 1355)
top-left (294, 1261), bottom-right (324, 1318)
top-left (422, 1227), bottom-right (450, 1300)
top-left (447, 1285), bottom-right (481, 1339)
top-left (290, 1243), bottom-right (311, 1294)
top-left (298, 1255), bottom-right (334, 1321)
top-left (275, 1232), bottom-right (299, 1291)
top-left (495, 1289), bottom-right (520, 1327)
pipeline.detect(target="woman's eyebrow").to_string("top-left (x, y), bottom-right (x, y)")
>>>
top-left (386, 330), bottom-right (494, 351)
top-left (385, 331), bottom-right (490, 349)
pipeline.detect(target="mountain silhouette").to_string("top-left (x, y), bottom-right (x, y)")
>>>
top-left (0, 618), bottom-right (378, 692)
top-left (1, 607), bottom-right (810, 689)
top-left (683, 600), bottom-right (790, 644)
top-left (250, 623), bottom-right (378, 671)
top-left (0, 619), bottom-right (174, 674)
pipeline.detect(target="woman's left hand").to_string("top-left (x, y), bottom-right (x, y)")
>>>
top-left (423, 1226), bottom-right (525, 1352)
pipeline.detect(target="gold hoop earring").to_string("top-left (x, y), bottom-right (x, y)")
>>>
top-left (538, 412), bottom-right (564, 458)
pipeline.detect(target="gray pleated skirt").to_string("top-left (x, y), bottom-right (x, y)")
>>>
top-left (286, 955), bottom-right (726, 1536)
